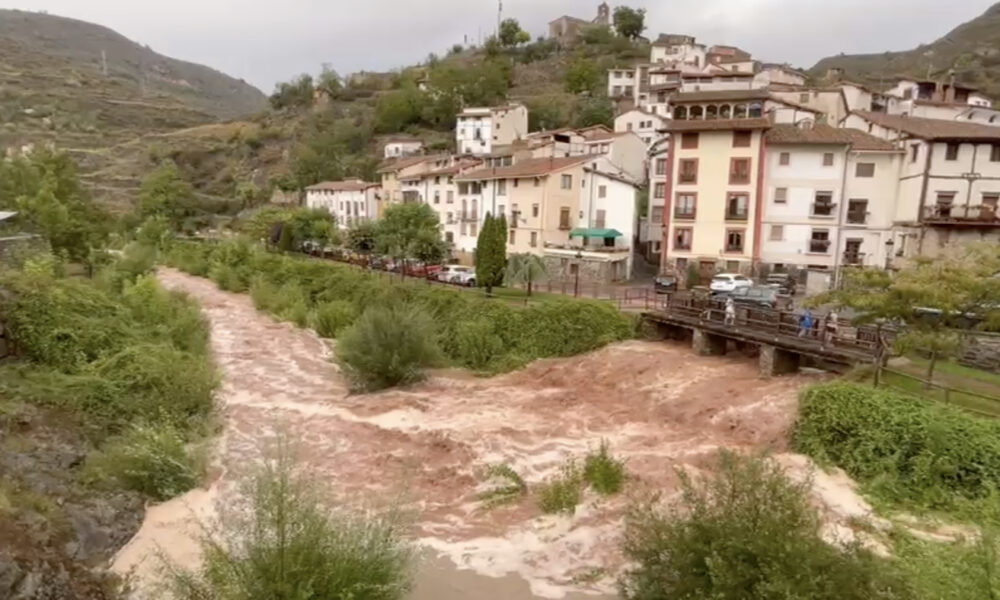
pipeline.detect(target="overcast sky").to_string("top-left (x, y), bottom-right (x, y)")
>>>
top-left (2, 0), bottom-right (996, 92)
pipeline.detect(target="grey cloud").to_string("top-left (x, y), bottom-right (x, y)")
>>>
top-left (3, 0), bottom-right (996, 92)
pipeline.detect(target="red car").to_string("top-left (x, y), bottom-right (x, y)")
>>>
top-left (402, 262), bottom-right (442, 278)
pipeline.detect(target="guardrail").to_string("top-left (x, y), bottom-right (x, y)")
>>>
top-left (876, 366), bottom-right (1000, 418)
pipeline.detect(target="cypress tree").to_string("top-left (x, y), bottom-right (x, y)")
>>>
top-left (476, 213), bottom-right (495, 292)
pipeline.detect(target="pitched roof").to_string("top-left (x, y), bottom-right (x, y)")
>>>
top-left (306, 179), bottom-right (376, 192)
top-left (851, 111), bottom-right (1000, 141)
top-left (664, 117), bottom-right (772, 132)
top-left (376, 154), bottom-right (448, 173)
top-left (670, 89), bottom-right (772, 103)
top-left (765, 124), bottom-right (897, 151)
top-left (455, 156), bottom-right (594, 181)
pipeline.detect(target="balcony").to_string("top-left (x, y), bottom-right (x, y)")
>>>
top-left (846, 211), bottom-right (869, 225)
top-left (923, 204), bottom-right (1000, 226)
top-left (843, 251), bottom-right (866, 266)
top-left (674, 208), bottom-right (696, 220)
top-left (460, 211), bottom-right (479, 222)
top-left (811, 203), bottom-right (837, 219)
top-left (808, 239), bottom-right (831, 254)
top-left (725, 210), bottom-right (748, 222)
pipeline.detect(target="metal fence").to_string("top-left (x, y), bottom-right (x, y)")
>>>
top-left (875, 366), bottom-right (1000, 418)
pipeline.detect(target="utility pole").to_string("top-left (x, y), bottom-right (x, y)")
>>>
top-left (497, 0), bottom-right (502, 38)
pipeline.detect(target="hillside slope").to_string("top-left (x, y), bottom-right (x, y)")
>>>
top-left (0, 10), bottom-right (265, 119)
top-left (810, 2), bottom-right (1000, 99)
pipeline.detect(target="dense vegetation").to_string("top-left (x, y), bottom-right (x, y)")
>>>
top-left (166, 239), bottom-right (635, 377)
top-left (619, 451), bottom-right (912, 600)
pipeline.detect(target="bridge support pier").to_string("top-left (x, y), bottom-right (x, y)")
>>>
top-left (692, 328), bottom-right (727, 356)
top-left (759, 344), bottom-right (800, 377)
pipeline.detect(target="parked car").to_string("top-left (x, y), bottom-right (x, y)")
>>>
top-left (764, 272), bottom-right (797, 295)
top-left (401, 262), bottom-right (441, 278)
top-left (709, 273), bottom-right (752, 295)
top-left (451, 268), bottom-right (477, 287)
top-left (438, 265), bottom-right (473, 283)
top-left (729, 286), bottom-right (784, 309)
top-left (654, 275), bottom-right (678, 294)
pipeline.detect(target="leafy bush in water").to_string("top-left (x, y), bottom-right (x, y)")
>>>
top-left (792, 382), bottom-right (1000, 508)
top-left (583, 440), bottom-right (626, 496)
top-left (166, 440), bottom-right (412, 600)
top-left (309, 300), bottom-right (357, 338)
top-left (85, 422), bottom-right (202, 500)
top-left (619, 451), bottom-right (911, 600)
top-left (336, 304), bottom-right (442, 391)
top-left (479, 464), bottom-right (528, 508)
top-left (538, 461), bottom-right (583, 515)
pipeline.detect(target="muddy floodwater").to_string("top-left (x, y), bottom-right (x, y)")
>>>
top-left (113, 268), bottom-right (856, 599)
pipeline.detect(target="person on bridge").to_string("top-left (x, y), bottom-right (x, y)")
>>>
top-left (798, 309), bottom-right (814, 338)
top-left (724, 297), bottom-right (736, 326)
top-left (824, 310), bottom-right (839, 347)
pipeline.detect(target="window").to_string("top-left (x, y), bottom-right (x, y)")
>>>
top-left (799, 92), bottom-right (810, 103)
top-left (532, 203), bottom-right (539, 218)
top-left (910, 144), bottom-right (919, 163)
top-left (733, 130), bottom-right (752, 147)
top-left (513, 179), bottom-right (519, 188)
top-left (729, 158), bottom-right (751, 184)
top-left (945, 143), bottom-right (960, 161)
top-left (433, 191), bottom-right (440, 204)
top-left (561, 174), bottom-right (572, 190)
top-left (725, 229), bottom-right (745, 253)
top-left (447, 191), bottom-right (454, 203)
top-left (991, 144), bottom-right (1000, 162)
top-left (809, 229), bottom-right (830, 254)
top-left (470, 222), bottom-right (478, 237)
top-left (847, 199), bottom-right (868, 224)
top-left (726, 193), bottom-right (749, 220)
top-left (509, 229), bottom-right (515, 244)
top-left (855, 162), bottom-right (875, 177)
top-left (530, 231), bottom-right (538, 247)
top-left (445, 232), bottom-right (454, 243)
top-left (655, 158), bottom-right (667, 175)
top-left (769, 224), bottom-right (784, 241)
top-left (675, 193), bottom-right (697, 219)
top-left (651, 206), bottom-right (664, 223)
top-left (813, 191), bottom-right (835, 217)
top-left (935, 192), bottom-right (956, 217)
top-left (559, 207), bottom-right (571, 229)
top-left (497, 179), bottom-right (507, 195)
top-left (626, 121), bottom-right (633, 130)
top-left (823, 153), bottom-right (835, 167)
top-left (434, 176), bottom-right (441, 184)
top-left (678, 159), bottom-right (698, 184)
top-left (674, 227), bottom-right (693, 250)
top-left (774, 187), bottom-right (788, 203)
top-left (654, 182), bottom-right (666, 198)
top-left (681, 133), bottom-right (699, 149)
top-left (598, 185), bottom-right (607, 199)
top-left (510, 204), bottom-right (520, 227)
top-left (534, 177), bottom-right (540, 187)
top-left (595, 209), bottom-right (607, 229)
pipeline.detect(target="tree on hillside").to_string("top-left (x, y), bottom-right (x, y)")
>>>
top-left (476, 212), bottom-right (507, 294)
top-left (506, 253), bottom-right (548, 296)
top-left (574, 97), bottom-right (614, 128)
top-left (138, 160), bottom-right (196, 230)
top-left (269, 74), bottom-right (315, 110)
top-left (613, 6), bottom-right (647, 40)
top-left (316, 64), bottom-right (343, 98)
top-left (375, 203), bottom-right (446, 275)
top-left (0, 149), bottom-right (109, 262)
top-left (499, 18), bottom-right (531, 48)
top-left (374, 83), bottom-right (426, 133)
top-left (527, 98), bottom-right (570, 131)
top-left (565, 57), bottom-right (604, 95)
top-left (811, 243), bottom-right (1000, 383)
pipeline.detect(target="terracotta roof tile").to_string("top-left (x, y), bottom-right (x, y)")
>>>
top-left (664, 117), bottom-right (772, 132)
top-left (306, 179), bottom-right (376, 192)
top-left (670, 89), bottom-right (772, 103)
top-left (455, 156), bottom-right (594, 181)
top-left (852, 111), bottom-right (1000, 141)
top-left (376, 154), bottom-right (448, 173)
top-left (765, 124), bottom-right (897, 151)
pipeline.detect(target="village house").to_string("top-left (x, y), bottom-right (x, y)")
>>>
top-left (304, 179), bottom-right (380, 229)
top-left (649, 34), bottom-right (706, 67)
top-left (614, 108), bottom-right (667, 146)
top-left (382, 136), bottom-right (424, 159)
top-left (641, 138), bottom-right (670, 262)
top-left (376, 154), bottom-right (449, 216)
top-left (548, 2), bottom-right (610, 45)
top-left (842, 111), bottom-right (1000, 259)
top-left (760, 124), bottom-right (902, 290)
top-left (455, 104), bottom-right (528, 156)
top-left (755, 64), bottom-right (807, 87)
top-left (659, 117), bottom-right (772, 281)
top-left (667, 89), bottom-right (820, 124)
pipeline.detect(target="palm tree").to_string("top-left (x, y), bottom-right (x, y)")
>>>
top-left (506, 253), bottom-right (548, 297)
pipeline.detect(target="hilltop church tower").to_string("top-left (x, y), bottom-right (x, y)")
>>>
top-left (595, 2), bottom-right (610, 26)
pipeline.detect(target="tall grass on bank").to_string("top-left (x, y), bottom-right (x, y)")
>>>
top-left (619, 451), bottom-right (912, 600)
top-left (164, 438), bottom-right (413, 600)
top-left (166, 240), bottom-right (635, 375)
top-left (793, 382), bottom-right (1000, 514)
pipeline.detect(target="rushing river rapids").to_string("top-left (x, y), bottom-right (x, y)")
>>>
top-left (112, 268), bottom-right (877, 599)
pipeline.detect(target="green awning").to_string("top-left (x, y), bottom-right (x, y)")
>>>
top-left (569, 228), bottom-right (623, 239)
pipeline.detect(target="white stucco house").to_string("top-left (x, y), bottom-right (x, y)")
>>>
top-left (304, 179), bottom-right (380, 229)
top-left (614, 108), bottom-right (667, 147)
top-left (383, 137), bottom-right (424, 159)
top-left (455, 104), bottom-right (528, 156)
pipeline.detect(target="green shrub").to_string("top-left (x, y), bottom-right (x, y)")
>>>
top-left (309, 300), bottom-right (357, 338)
top-left (121, 275), bottom-right (209, 354)
top-left (85, 422), bottom-right (202, 500)
top-left (280, 295), bottom-right (310, 327)
top-left (449, 318), bottom-right (505, 370)
top-left (165, 440), bottom-right (413, 599)
top-left (792, 382), bottom-right (1000, 509)
top-left (249, 275), bottom-right (283, 312)
top-left (583, 440), bottom-right (625, 496)
top-left (538, 461), bottom-right (582, 515)
top-left (619, 451), bottom-right (912, 600)
top-left (336, 305), bottom-right (442, 391)
top-left (893, 524), bottom-right (1000, 600)
top-left (209, 263), bottom-right (248, 292)
top-left (479, 464), bottom-right (528, 508)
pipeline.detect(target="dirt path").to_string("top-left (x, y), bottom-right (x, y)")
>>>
top-left (112, 268), bottom-right (872, 599)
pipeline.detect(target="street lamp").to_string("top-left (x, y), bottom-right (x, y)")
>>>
top-left (574, 249), bottom-right (583, 297)
top-left (884, 238), bottom-right (895, 271)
